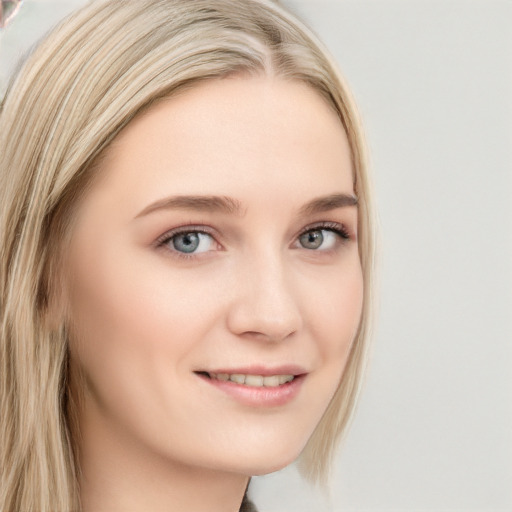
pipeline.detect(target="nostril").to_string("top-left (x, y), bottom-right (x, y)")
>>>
top-left (239, 328), bottom-right (296, 344)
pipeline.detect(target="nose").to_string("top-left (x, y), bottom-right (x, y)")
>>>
top-left (225, 253), bottom-right (303, 343)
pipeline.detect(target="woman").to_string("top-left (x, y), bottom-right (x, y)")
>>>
top-left (0, 0), bottom-right (375, 510)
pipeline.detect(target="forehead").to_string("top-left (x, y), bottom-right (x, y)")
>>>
top-left (89, 76), bottom-right (354, 214)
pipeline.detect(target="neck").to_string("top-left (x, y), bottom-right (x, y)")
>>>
top-left (76, 400), bottom-right (249, 512)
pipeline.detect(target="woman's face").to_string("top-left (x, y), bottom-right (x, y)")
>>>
top-left (65, 76), bottom-right (363, 476)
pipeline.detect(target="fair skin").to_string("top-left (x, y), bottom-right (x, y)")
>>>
top-left (63, 75), bottom-right (363, 512)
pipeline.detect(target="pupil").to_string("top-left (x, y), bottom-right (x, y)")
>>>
top-left (173, 232), bottom-right (199, 253)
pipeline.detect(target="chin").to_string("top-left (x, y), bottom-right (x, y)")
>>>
top-left (210, 436), bottom-right (309, 477)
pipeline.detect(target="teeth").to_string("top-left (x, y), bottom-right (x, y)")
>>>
top-left (278, 375), bottom-right (294, 385)
top-left (263, 375), bottom-right (280, 387)
top-left (244, 375), bottom-right (263, 386)
top-left (230, 374), bottom-right (246, 384)
top-left (208, 373), bottom-right (295, 387)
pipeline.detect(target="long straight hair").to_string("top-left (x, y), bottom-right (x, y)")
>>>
top-left (0, 0), bottom-right (375, 510)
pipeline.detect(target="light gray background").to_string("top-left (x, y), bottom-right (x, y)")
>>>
top-left (1, 1), bottom-right (511, 511)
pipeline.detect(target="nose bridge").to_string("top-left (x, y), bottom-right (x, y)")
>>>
top-left (226, 246), bottom-right (302, 342)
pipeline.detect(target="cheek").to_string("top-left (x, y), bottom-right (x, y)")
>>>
top-left (64, 248), bottom-right (221, 446)
top-left (293, 253), bottom-right (363, 378)
top-left (65, 242), bottom-right (225, 389)
top-left (301, 258), bottom-right (364, 422)
top-left (305, 258), bottom-right (364, 362)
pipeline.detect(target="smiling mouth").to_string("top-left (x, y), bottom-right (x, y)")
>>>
top-left (196, 372), bottom-right (295, 387)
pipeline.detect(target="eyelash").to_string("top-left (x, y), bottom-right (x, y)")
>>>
top-left (156, 221), bottom-right (351, 260)
top-left (301, 221), bottom-right (351, 243)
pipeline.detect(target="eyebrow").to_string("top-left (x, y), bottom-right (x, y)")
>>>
top-left (298, 193), bottom-right (358, 215)
top-left (135, 192), bottom-right (357, 219)
top-left (135, 195), bottom-right (244, 218)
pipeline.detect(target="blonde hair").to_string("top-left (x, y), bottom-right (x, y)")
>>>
top-left (0, 0), bottom-right (375, 510)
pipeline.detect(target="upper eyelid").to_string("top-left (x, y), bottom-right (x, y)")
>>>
top-left (295, 221), bottom-right (351, 239)
top-left (155, 224), bottom-right (218, 246)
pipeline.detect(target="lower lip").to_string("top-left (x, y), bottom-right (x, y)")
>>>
top-left (198, 374), bottom-right (305, 407)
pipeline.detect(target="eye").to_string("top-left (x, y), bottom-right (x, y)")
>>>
top-left (297, 224), bottom-right (350, 251)
top-left (161, 230), bottom-right (216, 255)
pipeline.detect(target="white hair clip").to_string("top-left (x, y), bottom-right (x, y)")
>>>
top-left (0, 0), bottom-right (89, 100)
top-left (0, 0), bottom-right (23, 29)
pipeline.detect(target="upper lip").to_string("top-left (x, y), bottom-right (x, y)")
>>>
top-left (196, 365), bottom-right (307, 376)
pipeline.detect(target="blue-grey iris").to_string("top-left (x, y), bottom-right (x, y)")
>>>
top-left (173, 232), bottom-right (200, 253)
top-left (299, 230), bottom-right (323, 249)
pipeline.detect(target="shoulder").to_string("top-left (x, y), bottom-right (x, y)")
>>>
top-left (240, 492), bottom-right (258, 512)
